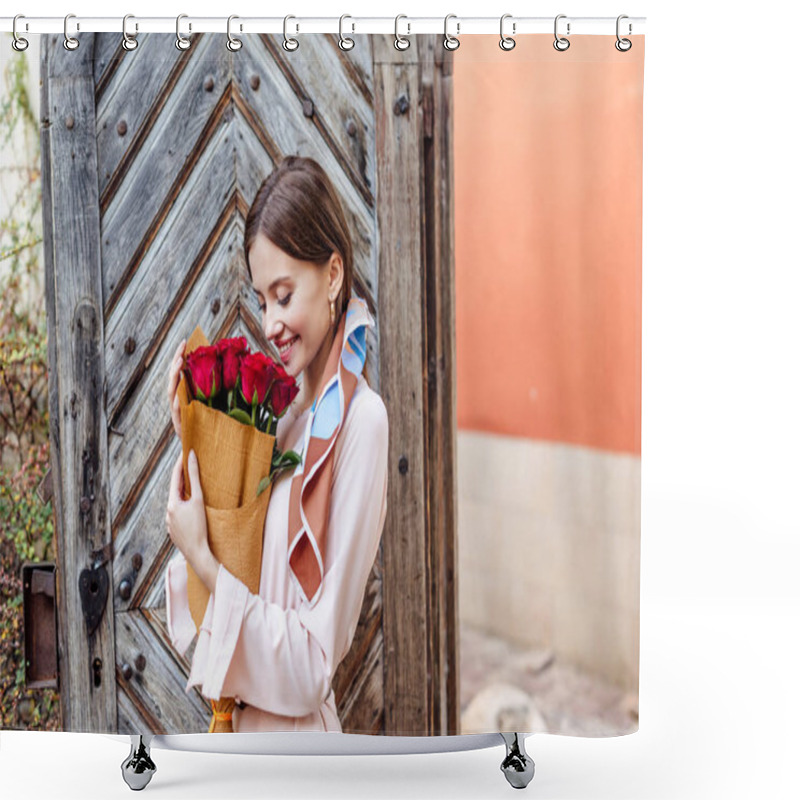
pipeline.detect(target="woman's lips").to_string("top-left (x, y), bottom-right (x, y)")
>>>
top-left (278, 335), bottom-right (299, 363)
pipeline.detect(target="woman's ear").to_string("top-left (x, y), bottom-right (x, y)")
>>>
top-left (329, 252), bottom-right (345, 299)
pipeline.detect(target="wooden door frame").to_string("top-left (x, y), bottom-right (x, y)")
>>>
top-left (42, 32), bottom-right (457, 736)
top-left (375, 36), bottom-right (458, 736)
top-left (41, 34), bottom-right (118, 731)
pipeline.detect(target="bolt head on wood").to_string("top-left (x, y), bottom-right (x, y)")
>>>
top-left (132, 553), bottom-right (143, 572)
top-left (302, 98), bottom-right (314, 118)
top-left (393, 94), bottom-right (410, 116)
top-left (398, 455), bottom-right (409, 475)
top-left (346, 119), bottom-right (357, 137)
top-left (65, 115), bottom-right (75, 129)
top-left (117, 120), bottom-right (127, 136)
top-left (121, 663), bottom-right (133, 680)
top-left (119, 579), bottom-right (132, 600)
top-left (135, 654), bottom-right (146, 672)
top-left (204, 75), bottom-right (215, 92)
top-left (124, 336), bottom-right (136, 354)
top-left (211, 298), bottom-right (221, 315)
top-left (250, 74), bottom-right (260, 90)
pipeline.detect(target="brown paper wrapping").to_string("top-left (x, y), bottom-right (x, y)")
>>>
top-left (176, 325), bottom-right (276, 732)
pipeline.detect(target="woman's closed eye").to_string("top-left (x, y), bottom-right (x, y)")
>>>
top-left (258, 293), bottom-right (291, 312)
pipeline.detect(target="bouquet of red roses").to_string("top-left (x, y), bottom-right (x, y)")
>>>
top-left (175, 325), bottom-right (301, 732)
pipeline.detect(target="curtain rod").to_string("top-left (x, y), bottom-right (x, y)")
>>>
top-left (1, 15), bottom-right (646, 37)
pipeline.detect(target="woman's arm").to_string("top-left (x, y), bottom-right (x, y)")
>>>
top-left (188, 389), bottom-right (389, 718)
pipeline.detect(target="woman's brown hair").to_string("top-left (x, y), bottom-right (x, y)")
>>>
top-left (244, 156), bottom-right (371, 389)
top-left (244, 155), bottom-right (353, 330)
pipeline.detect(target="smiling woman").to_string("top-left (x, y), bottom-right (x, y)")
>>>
top-left (162, 154), bottom-right (389, 735)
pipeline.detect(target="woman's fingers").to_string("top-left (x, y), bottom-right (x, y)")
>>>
top-left (172, 393), bottom-right (182, 437)
top-left (168, 339), bottom-right (186, 436)
top-left (168, 450), bottom-right (183, 508)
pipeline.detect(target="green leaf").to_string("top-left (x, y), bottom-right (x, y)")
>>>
top-left (256, 474), bottom-right (273, 496)
top-left (228, 408), bottom-right (252, 426)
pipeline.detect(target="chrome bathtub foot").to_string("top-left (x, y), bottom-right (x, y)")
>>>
top-left (121, 734), bottom-right (156, 791)
top-left (499, 732), bottom-right (535, 789)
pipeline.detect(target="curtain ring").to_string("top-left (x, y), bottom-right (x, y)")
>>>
top-left (12, 14), bottom-right (29, 51)
top-left (227, 15), bottom-right (242, 51)
top-left (553, 14), bottom-right (570, 51)
top-left (394, 15), bottom-right (410, 51)
top-left (121, 14), bottom-right (138, 51)
top-left (176, 14), bottom-right (192, 51)
top-left (63, 14), bottom-right (79, 51)
top-left (499, 14), bottom-right (515, 51)
top-left (443, 14), bottom-right (460, 51)
top-left (338, 14), bottom-right (355, 51)
top-left (615, 14), bottom-right (632, 51)
top-left (283, 15), bottom-right (299, 51)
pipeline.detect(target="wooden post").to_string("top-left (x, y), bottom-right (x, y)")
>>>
top-left (375, 34), bottom-right (456, 735)
top-left (41, 33), bottom-right (117, 732)
top-left (420, 36), bottom-right (459, 736)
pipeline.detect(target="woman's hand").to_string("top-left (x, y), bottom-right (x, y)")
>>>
top-left (166, 449), bottom-right (212, 582)
top-left (166, 338), bottom-right (187, 438)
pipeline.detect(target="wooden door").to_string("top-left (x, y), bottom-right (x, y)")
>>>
top-left (41, 31), bottom-right (456, 735)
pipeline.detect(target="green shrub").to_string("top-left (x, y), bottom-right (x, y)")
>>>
top-left (1, 36), bottom-right (60, 731)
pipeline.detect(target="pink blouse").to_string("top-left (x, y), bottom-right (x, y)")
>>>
top-left (164, 373), bottom-right (389, 732)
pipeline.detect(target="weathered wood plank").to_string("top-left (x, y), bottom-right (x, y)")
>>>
top-left (259, 33), bottom-right (376, 208)
top-left (93, 32), bottom-right (127, 101)
top-left (107, 221), bottom-right (243, 526)
top-left (435, 41), bottom-right (460, 737)
top-left (116, 608), bottom-right (211, 733)
top-left (41, 33), bottom-right (117, 732)
top-left (374, 33), bottom-right (430, 735)
top-left (371, 31), bottom-right (421, 64)
top-left (420, 36), bottom-right (459, 736)
top-left (100, 32), bottom-right (227, 312)
top-left (232, 41), bottom-right (377, 287)
top-left (97, 33), bottom-right (196, 201)
top-left (322, 32), bottom-right (375, 105)
top-left (103, 114), bottom-right (239, 417)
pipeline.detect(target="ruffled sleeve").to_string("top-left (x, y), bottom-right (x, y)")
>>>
top-left (165, 551), bottom-right (205, 657)
top-left (180, 387), bottom-right (389, 717)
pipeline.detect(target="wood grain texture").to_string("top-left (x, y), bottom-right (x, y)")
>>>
top-left (374, 33), bottom-right (430, 735)
top-left (43, 31), bottom-right (454, 736)
top-left (41, 33), bottom-right (117, 732)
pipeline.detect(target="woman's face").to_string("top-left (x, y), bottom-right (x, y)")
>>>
top-left (249, 232), bottom-right (342, 379)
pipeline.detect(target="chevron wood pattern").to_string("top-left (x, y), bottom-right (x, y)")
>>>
top-left (42, 30), bottom-right (455, 737)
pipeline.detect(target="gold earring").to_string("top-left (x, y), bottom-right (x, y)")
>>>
top-left (330, 300), bottom-right (335, 326)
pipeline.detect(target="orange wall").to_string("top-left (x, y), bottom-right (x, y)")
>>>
top-left (453, 35), bottom-right (644, 455)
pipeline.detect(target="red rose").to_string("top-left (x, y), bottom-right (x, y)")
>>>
top-left (271, 372), bottom-right (300, 416)
top-left (240, 352), bottom-right (278, 405)
top-left (216, 337), bottom-right (250, 391)
top-left (185, 344), bottom-right (222, 401)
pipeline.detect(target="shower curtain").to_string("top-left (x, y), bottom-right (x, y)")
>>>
top-left (0, 27), bottom-right (644, 739)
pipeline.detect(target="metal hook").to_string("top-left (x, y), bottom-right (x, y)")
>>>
top-left (443, 14), bottom-right (460, 51)
top-left (339, 14), bottom-right (355, 51)
top-left (394, 15), bottom-right (410, 51)
top-left (227, 15), bottom-right (242, 52)
top-left (12, 14), bottom-right (29, 51)
top-left (554, 14), bottom-right (571, 51)
top-left (283, 15), bottom-right (299, 51)
top-left (176, 14), bottom-right (192, 51)
top-left (499, 14), bottom-right (515, 51)
top-left (615, 14), bottom-right (633, 51)
top-left (121, 14), bottom-right (138, 51)
top-left (63, 14), bottom-right (79, 51)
